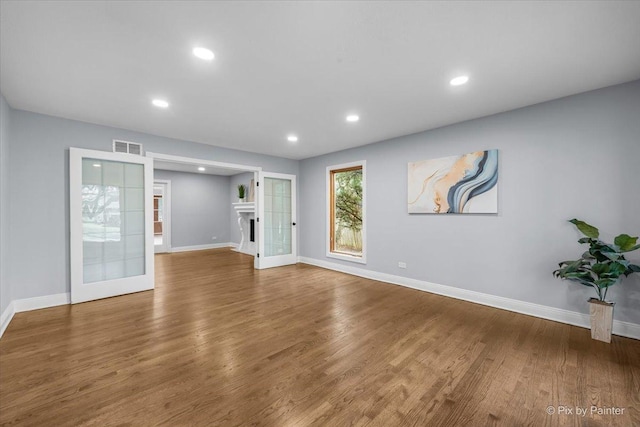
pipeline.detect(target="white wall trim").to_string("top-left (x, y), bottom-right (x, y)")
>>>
top-left (3, 259), bottom-right (638, 341)
top-left (229, 242), bottom-right (256, 256)
top-left (171, 242), bottom-right (234, 253)
top-left (1, 293), bottom-right (71, 339)
top-left (297, 256), bottom-right (640, 341)
top-left (146, 152), bottom-right (262, 173)
top-left (0, 301), bottom-right (15, 339)
top-left (13, 292), bottom-right (71, 312)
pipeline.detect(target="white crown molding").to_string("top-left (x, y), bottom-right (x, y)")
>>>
top-left (297, 256), bottom-right (640, 341)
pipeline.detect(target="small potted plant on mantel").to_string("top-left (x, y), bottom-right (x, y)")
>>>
top-left (237, 184), bottom-right (246, 203)
top-left (553, 219), bottom-right (640, 343)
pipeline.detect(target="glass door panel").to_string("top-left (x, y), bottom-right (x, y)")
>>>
top-left (81, 159), bottom-right (145, 283)
top-left (257, 172), bottom-right (297, 269)
top-left (263, 178), bottom-right (292, 257)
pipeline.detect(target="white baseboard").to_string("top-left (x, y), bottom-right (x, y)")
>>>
top-left (0, 301), bottom-right (15, 339)
top-left (297, 256), bottom-right (640, 341)
top-left (1, 292), bottom-right (70, 339)
top-left (4, 259), bottom-right (638, 341)
top-left (13, 292), bottom-right (71, 312)
top-left (230, 242), bottom-right (256, 256)
top-left (171, 242), bottom-right (233, 253)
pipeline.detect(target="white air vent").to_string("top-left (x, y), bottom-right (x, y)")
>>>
top-left (112, 139), bottom-right (143, 155)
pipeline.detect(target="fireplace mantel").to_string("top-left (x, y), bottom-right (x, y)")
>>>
top-left (232, 202), bottom-right (256, 256)
top-left (233, 202), bottom-right (255, 213)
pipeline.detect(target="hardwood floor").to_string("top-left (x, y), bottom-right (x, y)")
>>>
top-left (1, 248), bottom-right (639, 426)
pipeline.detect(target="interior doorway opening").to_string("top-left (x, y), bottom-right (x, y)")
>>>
top-left (146, 152), bottom-right (297, 270)
top-left (153, 180), bottom-right (171, 253)
top-left (146, 152), bottom-right (261, 267)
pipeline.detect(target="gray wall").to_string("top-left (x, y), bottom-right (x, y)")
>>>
top-left (299, 80), bottom-right (640, 324)
top-left (153, 170), bottom-right (231, 248)
top-left (0, 94), bottom-right (10, 315)
top-left (229, 172), bottom-right (256, 245)
top-left (7, 110), bottom-right (298, 301)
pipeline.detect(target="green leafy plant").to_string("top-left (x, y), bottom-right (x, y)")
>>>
top-left (237, 184), bottom-right (246, 199)
top-left (553, 219), bottom-right (640, 301)
top-left (334, 169), bottom-right (363, 232)
top-left (334, 169), bottom-right (363, 252)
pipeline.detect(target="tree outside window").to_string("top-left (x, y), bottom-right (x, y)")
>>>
top-left (330, 166), bottom-right (363, 256)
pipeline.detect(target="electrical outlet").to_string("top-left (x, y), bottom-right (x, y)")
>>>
top-left (398, 262), bottom-right (407, 269)
top-left (212, 236), bottom-right (217, 240)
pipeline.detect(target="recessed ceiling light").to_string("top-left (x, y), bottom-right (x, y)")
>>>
top-left (93, 163), bottom-right (101, 168)
top-left (193, 47), bottom-right (215, 61)
top-left (346, 114), bottom-right (360, 122)
top-left (450, 75), bottom-right (469, 86)
top-left (287, 135), bottom-right (298, 143)
top-left (152, 99), bottom-right (169, 108)
top-left (198, 167), bottom-right (206, 172)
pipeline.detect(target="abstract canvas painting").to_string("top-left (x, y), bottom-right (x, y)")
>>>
top-left (408, 150), bottom-right (498, 214)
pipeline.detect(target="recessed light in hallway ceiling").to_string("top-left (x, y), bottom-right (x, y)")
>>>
top-left (450, 75), bottom-right (469, 86)
top-left (193, 47), bottom-right (215, 61)
top-left (152, 99), bottom-right (169, 108)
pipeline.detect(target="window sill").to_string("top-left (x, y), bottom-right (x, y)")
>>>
top-left (326, 251), bottom-right (367, 264)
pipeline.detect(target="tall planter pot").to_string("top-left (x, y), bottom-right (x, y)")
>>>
top-left (588, 298), bottom-right (614, 343)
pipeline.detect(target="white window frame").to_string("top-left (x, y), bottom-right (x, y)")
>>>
top-left (326, 160), bottom-right (367, 264)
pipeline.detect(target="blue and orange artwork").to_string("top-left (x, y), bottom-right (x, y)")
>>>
top-left (408, 150), bottom-right (498, 214)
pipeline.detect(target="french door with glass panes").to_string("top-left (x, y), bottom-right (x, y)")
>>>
top-left (70, 148), bottom-right (154, 303)
top-left (256, 172), bottom-right (297, 269)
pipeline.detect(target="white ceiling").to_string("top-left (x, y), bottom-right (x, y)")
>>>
top-left (1, 1), bottom-right (639, 160)
top-left (154, 159), bottom-right (242, 176)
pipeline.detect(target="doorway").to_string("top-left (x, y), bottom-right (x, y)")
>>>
top-left (69, 148), bottom-right (299, 306)
top-left (146, 152), bottom-right (297, 269)
top-left (153, 180), bottom-right (171, 253)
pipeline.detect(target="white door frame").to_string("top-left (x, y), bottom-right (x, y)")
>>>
top-left (256, 171), bottom-right (297, 269)
top-left (153, 179), bottom-right (171, 253)
top-left (146, 152), bottom-right (261, 174)
top-left (70, 148), bottom-right (155, 304)
top-left (146, 152), bottom-right (262, 268)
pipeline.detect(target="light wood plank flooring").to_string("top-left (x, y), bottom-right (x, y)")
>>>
top-left (1, 248), bottom-right (639, 426)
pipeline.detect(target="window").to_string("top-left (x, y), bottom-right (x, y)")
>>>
top-left (327, 161), bottom-right (366, 263)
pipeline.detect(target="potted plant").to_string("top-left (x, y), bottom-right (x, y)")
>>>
top-left (553, 219), bottom-right (640, 343)
top-left (237, 184), bottom-right (246, 202)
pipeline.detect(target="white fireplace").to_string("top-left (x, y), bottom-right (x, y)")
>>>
top-left (233, 202), bottom-right (256, 256)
